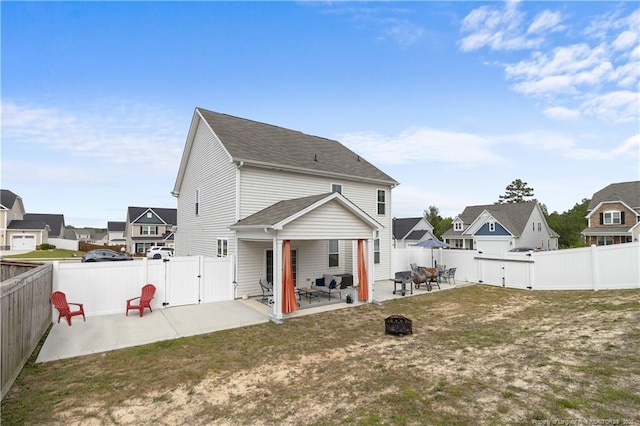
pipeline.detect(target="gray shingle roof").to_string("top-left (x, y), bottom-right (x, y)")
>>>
top-left (588, 181), bottom-right (640, 210)
top-left (127, 207), bottom-right (177, 225)
top-left (197, 108), bottom-right (398, 185)
top-left (392, 217), bottom-right (422, 239)
top-left (7, 220), bottom-right (48, 230)
top-left (451, 201), bottom-right (539, 237)
top-left (108, 221), bottom-right (126, 232)
top-left (24, 214), bottom-right (65, 237)
top-left (0, 189), bottom-right (19, 209)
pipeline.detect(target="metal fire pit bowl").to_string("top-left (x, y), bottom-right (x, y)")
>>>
top-left (385, 315), bottom-right (413, 336)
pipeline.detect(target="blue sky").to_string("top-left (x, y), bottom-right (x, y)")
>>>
top-left (2, 1), bottom-right (638, 228)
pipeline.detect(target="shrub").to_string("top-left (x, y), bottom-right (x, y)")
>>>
top-left (37, 243), bottom-right (56, 250)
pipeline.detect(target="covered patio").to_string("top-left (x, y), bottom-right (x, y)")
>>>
top-left (230, 192), bottom-right (380, 322)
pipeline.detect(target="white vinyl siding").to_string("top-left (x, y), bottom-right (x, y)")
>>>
top-left (175, 119), bottom-right (237, 257)
top-left (239, 167), bottom-right (392, 281)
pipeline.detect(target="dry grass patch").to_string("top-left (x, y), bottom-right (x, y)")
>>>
top-left (2, 285), bottom-right (639, 425)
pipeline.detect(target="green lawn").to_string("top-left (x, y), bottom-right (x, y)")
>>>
top-left (2, 285), bottom-right (639, 424)
top-left (2, 249), bottom-right (83, 259)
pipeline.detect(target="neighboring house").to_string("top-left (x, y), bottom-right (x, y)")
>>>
top-left (125, 207), bottom-right (177, 254)
top-left (581, 181), bottom-right (640, 246)
top-left (392, 217), bottom-right (436, 248)
top-left (442, 201), bottom-right (559, 253)
top-left (0, 189), bottom-right (50, 251)
top-left (171, 108), bottom-right (398, 307)
top-left (107, 221), bottom-right (126, 245)
top-left (24, 213), bottom-right (66, 238)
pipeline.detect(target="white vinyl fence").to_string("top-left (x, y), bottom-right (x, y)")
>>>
top-left (52, 255), bottom-right (234, 318)
top-left (392, 242), bottom-right (640, 291)
top-left (48, 238), bottom-right (79, 251)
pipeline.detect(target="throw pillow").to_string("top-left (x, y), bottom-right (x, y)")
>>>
top-left (315, 278), bottom-right (325, 286)
top-left (329, 279), bottom-right (337, 289)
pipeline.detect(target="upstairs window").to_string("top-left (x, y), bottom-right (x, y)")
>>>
top-left (489, 222), bottom-right (495, 232)
top-left (217, 239), bottom-right (228, 257)
top-left (538, 222), bottom-right (542, 231)
top-left (377, 190), bottom-right (386, 215)
top-left (141, 225), bottom-right (158, 235)
top-left (328, 240), bottom-right (339, 267)
top-left (454, 222), bottom-right (463, 231)
top-left (331, 184), bottom-right (342, 194)
top-left (602, 211), bottom-right (622, 225)
top-left (195, 189), bottom-right (200, 216)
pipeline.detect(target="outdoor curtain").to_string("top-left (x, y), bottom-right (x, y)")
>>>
top-left (357, 239), bottom-right (368, 301)
top-left (282, 240), bottom-right (298, 314)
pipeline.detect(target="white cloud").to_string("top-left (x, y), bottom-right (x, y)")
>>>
top-left (543, 106), bottom-right (581, 121)
top-left (459, 1), bottom-right (543, 52)
top-left (338, 127), bottom-right (505, 167)
top-left (527, 10), bottom-right (564, 35)
top-left (1, 100), bottom-right (185, 173)
top-left (580, 91), bottom-right (640, 124)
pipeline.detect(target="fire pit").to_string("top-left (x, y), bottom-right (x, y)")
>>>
top-left (385, 315), bottom-right (413, 336)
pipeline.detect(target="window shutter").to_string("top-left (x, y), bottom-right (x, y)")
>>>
top-left (599, 213), bottom-right (603, 225)
top-left (621, 212), bottom-right (625, 225)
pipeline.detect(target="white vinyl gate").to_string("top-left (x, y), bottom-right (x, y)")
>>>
top-left (53, 255), bottom-right (234, 317)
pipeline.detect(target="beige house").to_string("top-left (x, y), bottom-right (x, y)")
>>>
top-left (1, 189), bottom-right (50, 251)
top-left (125, 207), bottom-right (176, 254)
top-left (582, 181), bottom-right (640, 245)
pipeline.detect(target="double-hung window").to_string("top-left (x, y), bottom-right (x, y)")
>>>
top-left (374, 239), bottom-right (380, 264)
top-left (217, 239), bottom-right (228, 257)
top-left (454, 222), bottom-right (463, 231)
top-left (141, 225), bottom-right (157, 235)
top-left (377, 190), bottom-right (386, 215)
top-left (603, 211), bottom-right (621, 225)
top-left (489, 222), bottom-right (495, 232)
top-left (328, 240), bottom-right (339, 267)
top-left (195, 189), bottom-right (200, 216)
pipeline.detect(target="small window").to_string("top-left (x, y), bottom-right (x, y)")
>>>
top-left (489, 222), bottom-right (495, 232)
top-left (146, 212), bottom-right (152, 219)
top-left (532, 222), bottom-right (535, 231)
top-left (328, 240), bottom-right (339, 267)
top-left (217, 239), bottom-right (228, 257)
top-left (195, 189), bottom-right (200, 216)
top-left (374, 239), bottom-right (380, 264)
top-left (538, 222), bottom-right (542, 231)
top-left (454, 222), bottom-right (463, 231)
top-left (377, 190), bottom-right (386, 215)
top-left (331, 184), bottom-right (342, 194)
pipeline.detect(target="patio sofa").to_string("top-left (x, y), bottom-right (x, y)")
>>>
top-left (311, 273), bottom-right (353, 300)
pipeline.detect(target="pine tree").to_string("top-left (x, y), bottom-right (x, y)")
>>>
top-left (498, 179), bottom-right (534, 203)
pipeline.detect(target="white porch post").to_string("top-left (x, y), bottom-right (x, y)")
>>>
top-left (367, 237), bottom-right (374, 303)
top-left (271, 238), bottom-right (284, 321)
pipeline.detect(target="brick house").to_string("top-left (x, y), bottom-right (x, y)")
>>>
top-left (582, 181), bottom-right (640, 245)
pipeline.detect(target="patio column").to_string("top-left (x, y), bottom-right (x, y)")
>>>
top-left (270, 239), bottom-right (284, 321)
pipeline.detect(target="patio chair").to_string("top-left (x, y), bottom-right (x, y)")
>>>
top-left (259, 278), bottom-right (273, 302)
top-left (50, 291), bottom-right (85, 326)
top-left (445, 267), bottom-right (457, 285)
top-left (126, 284), bottom-right (156, 317)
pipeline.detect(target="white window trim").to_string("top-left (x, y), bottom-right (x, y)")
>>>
top-left (603, 211), bottom-right (621, 225)
top-left (328, 239), bottom-right (339, 268)
top-left (489, 222), bottom-right (495, 232)
top-left (454, 222), bottom-right (463, 231)
top-left (377, 189), bottom-right (386, 215)
top-left (217, 238), bottom-right (228, 257)
top-left (195, 189), bottom-right (200, 216)
top-left (331, 183), bottom-right (342, 194)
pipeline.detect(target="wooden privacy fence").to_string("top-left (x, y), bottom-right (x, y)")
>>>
top-left (1, 262), bottom-right (53, 400)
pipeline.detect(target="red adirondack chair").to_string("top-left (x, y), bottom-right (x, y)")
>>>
top-left (126, 284), bottom-right (156, 317)
top-left (50, 291), bottom-right (86, 326)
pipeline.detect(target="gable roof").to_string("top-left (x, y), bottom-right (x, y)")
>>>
top-left (393, 217), bottom-right (423, 239)
top-left (454, 201), bottom-right (539, 237)
top-left (24, 213), bottom-right (65, 237)
top-left (0, 189), bottom-right (19, 210)
top-left (587, 181), bottom-right (640, 211)
top-left (231, 192), bottom-right (381, 231)
top-left (174, 108), bottom-right (398, 194)
top-left (127, 207), bottom-right (177, 225)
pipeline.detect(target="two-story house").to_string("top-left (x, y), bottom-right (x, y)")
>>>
top-left (107, 221), bottom-right (126, 245)
top-left (392, 217), bottom-right (436, 248)
top-left (23, 213), bottom-right (66, 239)
top-left (171, 108), bottom-right (398, 309)
top-left (125, 207), bottom-right (176, 254)
top-left (1, 189), bottom-right (50, 251)
top-left (581, 181), bottom-right (640, 245)
top-left (442, 201), bottom-right (559, 253)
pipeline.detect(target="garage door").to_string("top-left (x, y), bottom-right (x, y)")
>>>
top-left (11, 235), bottom-right (36, 251)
